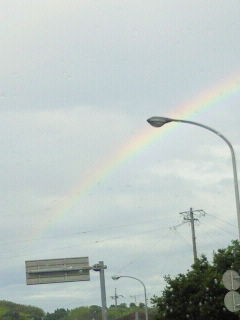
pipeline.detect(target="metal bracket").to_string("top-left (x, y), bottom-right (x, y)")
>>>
top-left (92, 263), bottom-right (107, 272)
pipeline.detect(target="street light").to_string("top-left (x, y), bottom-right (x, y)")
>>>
top-left (112, 275), bottom-right (149, 320)
top-left (147, 116), bottom-right (240, 239)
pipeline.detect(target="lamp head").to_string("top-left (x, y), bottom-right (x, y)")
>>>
top-left (112, 275), bottom-right (121, 280)
top-left (147, 116), bottom-right (173, 127)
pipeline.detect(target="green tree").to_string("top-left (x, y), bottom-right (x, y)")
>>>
top-left (67, 306), bottom-right (90, 320)
top-left (2, 310), bottom-right (21, 320)
top-left (152, 240), bottom-right (240, 320)
top-left (44, 308), bottom-right (68, 320)
top-left (108, 303), bottom-right (131, 320)
top-left (0, 300), bottom-right (45, 320)
top-left (89, 305), bottom-right (102, 320)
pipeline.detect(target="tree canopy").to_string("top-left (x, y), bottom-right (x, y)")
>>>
top-left (152, 240), bottom-right (240, 320)
top-left (43, 303), bottom-right (152, 320)
top-left (0, 300), bottom-right (45, 320)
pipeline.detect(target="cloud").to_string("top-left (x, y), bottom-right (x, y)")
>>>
top-left (0, 0), bottom-right (239, 313)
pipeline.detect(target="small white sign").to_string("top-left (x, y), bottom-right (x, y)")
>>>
top-left (222, 270), bottom-right (240, 291)
top-left (224, 290), bottom-right (240, 313)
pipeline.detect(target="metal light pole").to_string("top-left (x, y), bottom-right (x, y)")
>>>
top-left (147, 116), bottom-right (240, 240)
top-left (112, 275), bottom-right (149, 320)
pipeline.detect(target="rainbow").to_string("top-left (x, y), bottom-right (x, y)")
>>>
top-left (34, 73), bottom-right (240, 237)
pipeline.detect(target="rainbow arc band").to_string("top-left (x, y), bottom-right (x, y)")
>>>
top-left (147, 116), bottom-right (240, 240)
top-left (26, 73), bottom-right (240, 242)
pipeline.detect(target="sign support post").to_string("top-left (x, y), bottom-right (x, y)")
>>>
top-left (93, 261), bottom-right (108, 320)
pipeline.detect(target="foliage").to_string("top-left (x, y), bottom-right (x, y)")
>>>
top-left (2, 310), bottom-right (21, 320)
top-left (44, 305), bottom-right (102, 320)
top-left (108, 302), bottom-right (148, 320)
top-left (43, 303), bottom-right (152, 320)
top-left (152, 240), bottom-right (240, 320)
top-left (0, 300), bottom-right (45, 320)
top-left (67, 306), bottom-right (90, 320)
top-left (44, 308), bottom-right (69, 320)
top-left (0, 298), bottom-right (152, 320)
top-left (213, 240), bottom-right (240, 273)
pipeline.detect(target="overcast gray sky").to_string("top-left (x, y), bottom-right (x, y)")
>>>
top-left (0, 0), bottom-right (240, 313)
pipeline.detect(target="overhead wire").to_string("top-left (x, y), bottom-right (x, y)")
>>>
top-left (114, 222), bottom-right (193, 278)
top-left (200, 218), bottom-right (235, 237)
top-left (2, 210), bottom-right (236, 273)
top-left (115, 229), bottom-right (171, 274)
top-left (207, 212), bottom-right (237, 228)
top-left (0, 216), bottom-right (169, 247)
top-left (0, 222), bottom-right (171, 260)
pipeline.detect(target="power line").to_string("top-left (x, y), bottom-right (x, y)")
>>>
top-left (0, 216), bottom-right (169, 247)
top-left (207, 212), bottom-right (237, 228)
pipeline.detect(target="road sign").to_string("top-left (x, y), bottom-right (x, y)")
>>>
top-left (222, 270), bottom-right (240, 291)
top-left (25, 256), bottom-right (90, 285)
top-left (224, 291), bottom-right (240, 313)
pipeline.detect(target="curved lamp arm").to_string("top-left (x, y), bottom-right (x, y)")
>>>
top-left (147, 116), bottom-right (240, 239)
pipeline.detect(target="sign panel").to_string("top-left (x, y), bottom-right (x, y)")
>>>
top-left (26, 257), bottom-right (90, 285)
top-left (222, 270), bottom-right (240, 291)
top-left (224, 291), bottom-right (240, 313)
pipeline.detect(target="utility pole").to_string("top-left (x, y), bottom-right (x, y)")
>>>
top-left (111, 288), bottom-right (123, 307)
top-left (130, 294), bottom-right (140, 305)
top-left (190, 208), bottom-right (198, 263)
top-left (178, 208), bottom-right (206, 263)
